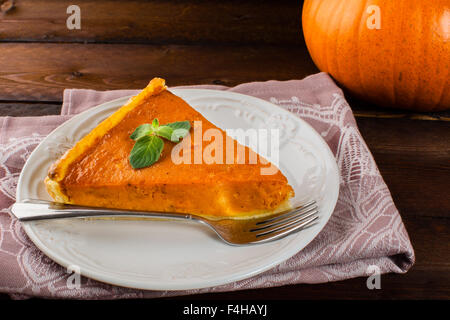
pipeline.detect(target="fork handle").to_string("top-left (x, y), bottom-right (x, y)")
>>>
top-left (11, 200), bottom-right (194, 222)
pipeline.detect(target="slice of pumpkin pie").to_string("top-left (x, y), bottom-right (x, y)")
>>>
top-left (45, 78), bottom-right (294, 219)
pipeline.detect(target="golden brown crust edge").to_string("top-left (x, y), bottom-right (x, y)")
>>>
top-left (45, 77), bottom-right (167, 203)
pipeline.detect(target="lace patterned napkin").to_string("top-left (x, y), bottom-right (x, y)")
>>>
top-left (0, 73), bottom-right (414, 299)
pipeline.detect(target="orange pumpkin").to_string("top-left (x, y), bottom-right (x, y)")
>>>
top-left (302, 0), bottom-right (450, 111)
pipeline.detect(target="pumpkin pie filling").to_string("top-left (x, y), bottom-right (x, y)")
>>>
top-left (45, 78), bottom-right (294, 219)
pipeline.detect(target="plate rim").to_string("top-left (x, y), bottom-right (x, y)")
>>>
top-left (16, 88), bottom-right (340, 291)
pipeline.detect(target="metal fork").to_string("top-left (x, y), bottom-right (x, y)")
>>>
top-left (11, 199), bottom-right (319, 246)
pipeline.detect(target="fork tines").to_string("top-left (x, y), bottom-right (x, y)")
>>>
top-left (250, 200), bottom-right (319, 241)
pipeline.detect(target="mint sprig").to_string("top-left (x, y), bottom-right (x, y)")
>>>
top-left (129, 119), bottom-right (191, 169)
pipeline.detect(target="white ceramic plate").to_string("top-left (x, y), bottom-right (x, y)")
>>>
top-left (16, 88), bottom-right (339, 291)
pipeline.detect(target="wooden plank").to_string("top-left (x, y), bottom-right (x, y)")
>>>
top-left (0, 42), bottom-right (318, 102)
top-left (353, 109), bottom-right (450, 122)
top-left (1, 42), bottom-right (448, 119)
top-left (0, 102), bottom-right (61, 116)
top-left (0, 0), bottom-right (304, 45)
top-left (348, 96), bottom-right (450, 121)
top-left (357, 117), bottom-right (450, 217)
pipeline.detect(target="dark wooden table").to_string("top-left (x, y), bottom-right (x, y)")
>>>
top-left (0, 0), bottom-right (449, 300)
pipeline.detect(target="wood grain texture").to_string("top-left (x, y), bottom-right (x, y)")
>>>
top-left (348, 96), bottom-right (450, 122)
top-left (0, 42), bottom-right (318, 101)
top-left (356, 117), bottom-right (450, 218)
top-left (0, 0), bottom-right (303, 45)
top-left (0, 102), bottom-right (61, 116)
top-left (1, 41), bottom-right (448, 119)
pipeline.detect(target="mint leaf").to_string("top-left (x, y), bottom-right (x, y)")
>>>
top-left (155, 125), bottom-right (174, 141)
top-left (152, 118), bottom-right (159, 129)
top-left (129, 135), bottom-right (164, 169)
top-left (163, 121), bottom-right (191, 142)
top-left (170, 128), bottom-right (190, 142)
top-left (166, 121), bottom-right (190, 131)
top-left (155, 126), bottom-right (189, 143)
top-left (130, 124), bottom-right (153, 141)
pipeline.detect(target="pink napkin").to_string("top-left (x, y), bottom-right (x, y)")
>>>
top-left (0, 73), bottom-right (414, 299)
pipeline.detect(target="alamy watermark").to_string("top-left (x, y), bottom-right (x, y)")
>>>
top-left (366, 5), bottom-right (381, 30)
top-left (66, 264), bottom-right (81, 289)
top-left (66, 5), bottom-right (81, 30)
top-left (65, 4), bottom-right (381, 32)
top-left (366, 265), bottom-right (381, 290)
top-left (170, 121), bottom-right (280, 175)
